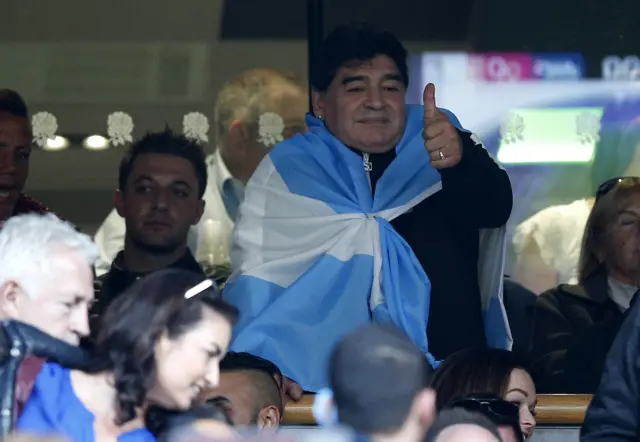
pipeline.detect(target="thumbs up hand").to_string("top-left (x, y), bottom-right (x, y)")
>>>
top-left (422, 83), bottom-right (462, 169)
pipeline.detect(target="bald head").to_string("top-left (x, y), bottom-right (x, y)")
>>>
top-left (214, 68), bottom-right (308, 184)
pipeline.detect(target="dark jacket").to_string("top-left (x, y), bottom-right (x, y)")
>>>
top-left (581, 288), bottom-right (640, 441)
top-left (502, 278), bottom-right (537, 357)
top-left (365, 129), bottom-right (512, 359)
top-left (528, 269), bottom-right (625, 393)
top-left (0, 320), bottom-right (91, 437)
top-left (91, 250), bottom-right (205, 336)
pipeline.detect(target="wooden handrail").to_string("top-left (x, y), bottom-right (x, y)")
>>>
top-left (283, 394), bottom-right (592, 426)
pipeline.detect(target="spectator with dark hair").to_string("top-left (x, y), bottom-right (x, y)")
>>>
top-left (0, 89), bottom-right (53, 223)
top-left (199, 352), bottom-right (283, 429)
top-left (94, 69), bottom-right (308, 276)
top-left (314, 323), bottom-right (435, 442)
top-left (226, 22), bottom-right (512, 393)
top-left (424, 408), bottom-right (501, 442)
top-left (450, 394), bottom-right (523, 442)
top-left (92, 128), bottom-right (208, 329)
top-left (17, 268), bottom-right (238, 442)
top-left (430, 348), bottom-right (536, 439)
top-left (514, 99), bottom-right (640, 294)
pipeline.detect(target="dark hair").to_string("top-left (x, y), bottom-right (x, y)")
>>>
top-left (89, 268), bottom-right (239, 425)
top-left (219, 352), bottom-right (284, 419)
top-left (424, 408), bottom-right (501, 442)
top-left (430, 348), bottom-right (530, 411)
top-left (220, 352), bottom-right (282, 378)
top-left (145, 402), bottom-right (233, 440)
top-left (591, 100), bottom-right (640, 194)
top-left (118, 128), bottom-right (208, 198)
top-left (311, 23), bottom-right (409, 92)
top-left (0, 89), bottom-right (29, 118)
top-left (450, 393), bottom-right (524, 442)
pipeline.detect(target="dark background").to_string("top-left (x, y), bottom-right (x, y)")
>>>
top-left (221, 0), bottom-right (640, 78)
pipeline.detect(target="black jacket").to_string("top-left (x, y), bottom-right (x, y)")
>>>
top-left (0, 320), bottom-right (91, 437)
top-left (581, 287), bottom-right (640, 441)
top-left (528, 269), bottom-right (625, 393)
top-left (91, 250), bottom-right (204, 332)
top-left (364, 129), bottom-right (512, 358)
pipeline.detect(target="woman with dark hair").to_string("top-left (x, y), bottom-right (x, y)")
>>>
top-left (513, 100), bottom-right (640, 294)
top-left (15, 268), bottom-right (239, 442)
top-left (529, 177), bottom-right (640, 394)
top-left (430, 348), bottom-right (536, 440)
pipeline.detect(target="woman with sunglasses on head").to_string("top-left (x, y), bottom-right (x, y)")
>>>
top-left (15, 268), bottom-right (238, 442)
top-left (430, 348), bottom-right (537, 440)
top-left (513, 101), bottom-right (640, 294)
top-left (528, 177), bottom-right (640, 394)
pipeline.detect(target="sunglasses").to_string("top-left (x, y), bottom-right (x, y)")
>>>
top-left (450, 396), bottom-right (520, 420)
top-left (596, 176), bottom-right (640, 202)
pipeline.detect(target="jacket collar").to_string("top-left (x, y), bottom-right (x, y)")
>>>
top-left (558, 267), bottom-right (610, 304)
top-left (109, 249), bottom-right (203, 279)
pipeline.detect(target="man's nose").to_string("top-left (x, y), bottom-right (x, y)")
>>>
top-left (152, 190), bottom-right (170, 209)
top-left (364, 87), bottom-right (384, 109)
top-left (71, 306), bottom-right (91, 338)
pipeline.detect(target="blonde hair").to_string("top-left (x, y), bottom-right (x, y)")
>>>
top-left (578, 178), bottom-right (640, 282)
top-left (213, 68), bottom-right (306, 143)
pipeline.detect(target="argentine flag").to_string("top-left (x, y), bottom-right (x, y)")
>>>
top-left (223, 105), bottom-right (511, 392)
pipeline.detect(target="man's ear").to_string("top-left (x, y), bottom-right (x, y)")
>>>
top-left (114, 189), bottom-right (126, 218)
top-left (256, 405), bottom-right (280, 431)
top-left (0, 281), bottom-right (23, 319)
top-left (414, 388), bottom-right (437, 430)
top-left (226, 120), bottom-right (251, 156)
top-left (311, 90), bottom-right (326, 118)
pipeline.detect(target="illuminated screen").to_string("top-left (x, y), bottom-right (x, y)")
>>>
top-left (496, 107), bottom-right (604, 165)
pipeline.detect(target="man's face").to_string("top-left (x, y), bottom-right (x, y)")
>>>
top-left (201, 371), bottom-right (280, 429)
top-left (313, 55), bottom-right (407, 154)
top-left (0, 249), bottom-right (94, 345)
top-left (115, 153), bottom-right (204, 253)
top-left (0, 112), bottom-right (31, 220)
top-left (221, 84), bottom-right (308, 185)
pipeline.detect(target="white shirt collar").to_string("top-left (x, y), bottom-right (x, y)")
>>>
top-left (209, 148), bottom-right (234, 193)
top-left (608, 276), bottom-right (639, 311)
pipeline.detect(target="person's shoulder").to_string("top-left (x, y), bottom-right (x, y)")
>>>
top-left (37, 362), bottom-right (68, 381)
top-left (13, 193), bottom-right (52, 216)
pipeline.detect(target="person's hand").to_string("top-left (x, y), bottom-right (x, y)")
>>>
top-left (422, 83), bottom-right (463, 169)
top-left (281, 375), bottom-right (303, 402)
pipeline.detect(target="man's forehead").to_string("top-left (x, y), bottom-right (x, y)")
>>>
top-left (337, 56), bottom-right (401, 78)
top-left (130, 153), bottom-right (197, 180)
top-left (0, 114), bottom-right (31, 141)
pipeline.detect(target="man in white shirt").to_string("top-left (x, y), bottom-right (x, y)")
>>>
top-left (94, 68), bottom-right (308, 275)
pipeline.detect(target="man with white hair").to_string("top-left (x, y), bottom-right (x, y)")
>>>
top-left (0, 213), bottom-right (97, 434)
top-left (0, 213), bottom-right (97, 344)
top-left (93, 68), bottom-right (308, 275)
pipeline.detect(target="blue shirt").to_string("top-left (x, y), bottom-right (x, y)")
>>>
top-left (17, 362), bottom-right (155, 442)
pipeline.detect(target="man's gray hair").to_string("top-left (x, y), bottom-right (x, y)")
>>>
top-left (0, 213), bottom-right (98, 298)
top-left (213, 67), bottom-right (306, 143)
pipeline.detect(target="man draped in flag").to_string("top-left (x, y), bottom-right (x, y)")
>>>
top-left (224, 24), bottom-right (513, 392)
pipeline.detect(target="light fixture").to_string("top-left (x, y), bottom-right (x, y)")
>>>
top-left (43, 136), bottom-right (69, 151)
top-left (83, 135), bottom-right (110, 151)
